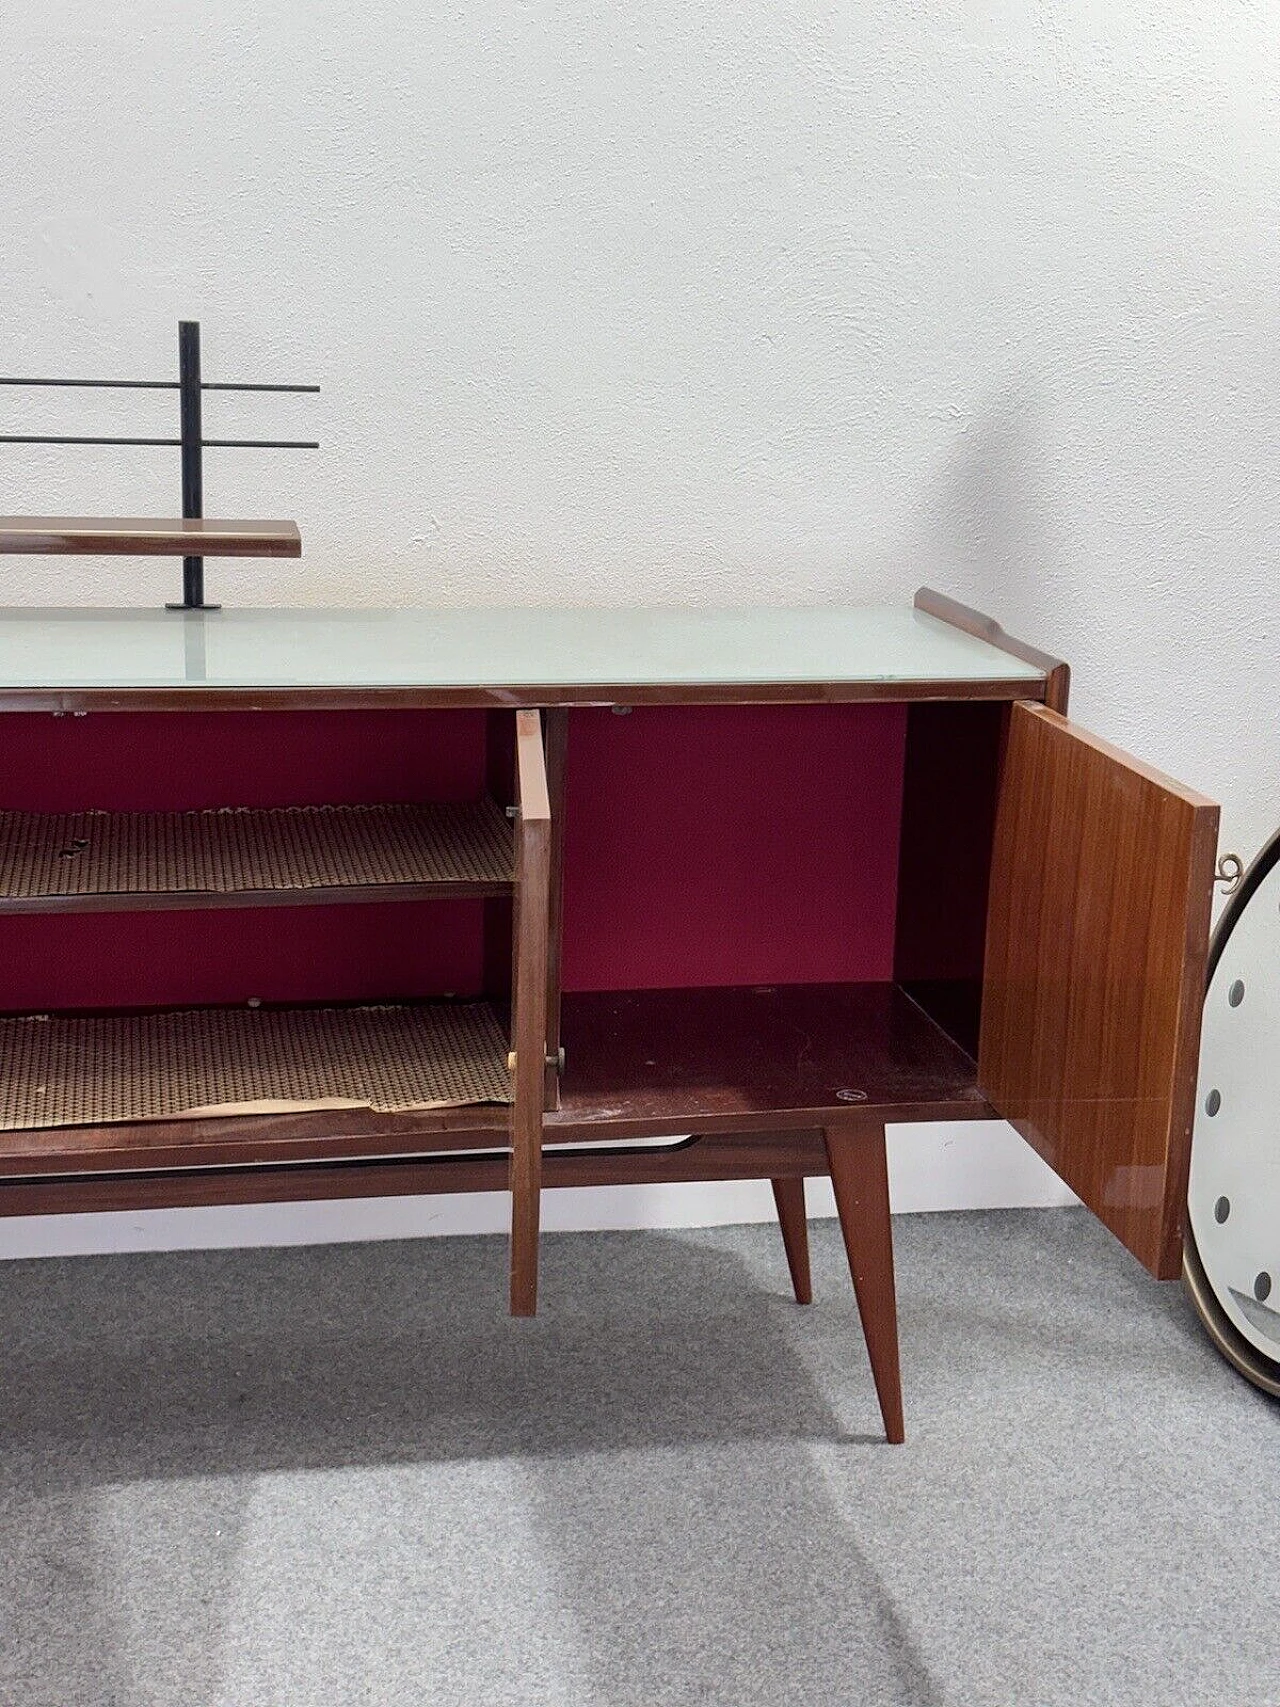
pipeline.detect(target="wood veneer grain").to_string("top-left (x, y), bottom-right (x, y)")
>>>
top-left (824, 1125), bottom-right (903, 1443)
top-left (0, 1128), bottom-right (833, 1217)
top-left (979, 704), bottom-right (1218, 1279)
top-left (510, 709), bottom-right (552, 1315)
top-left (0, 517), bottom-right (301, 556)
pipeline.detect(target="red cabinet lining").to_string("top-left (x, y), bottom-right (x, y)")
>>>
top-left (0, 710), bottom-right (494, 1010)
top-left (0, 703), bottom-right (911, 1012)
top-left (0, 902), bottom-right (488, 1012)
top-left (561, 704), bottom-right (907, 991)
top-left (0, 709), bottom-right (488, 812)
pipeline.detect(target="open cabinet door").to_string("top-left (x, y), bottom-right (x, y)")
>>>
top-left (979, 704), bottom-right (1219, 1279)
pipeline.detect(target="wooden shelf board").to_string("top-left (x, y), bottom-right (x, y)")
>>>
top-left (0, 983), bottom-right (992, 1187)
top-left (0, 798), bottom-right (514, 912)
top-left (0, 517), bottom-right (301, 557)
top-left (554, 982), bottom-right (991, 1135)
top-left (0, 1103), bottom-right (512, 1178)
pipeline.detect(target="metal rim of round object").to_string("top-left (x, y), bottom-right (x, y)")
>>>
top-left (1183, 826), bottom-right (1280, 1400)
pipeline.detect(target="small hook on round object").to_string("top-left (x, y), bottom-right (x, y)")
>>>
top-left (1215, 853), bottom-right (1243, 895)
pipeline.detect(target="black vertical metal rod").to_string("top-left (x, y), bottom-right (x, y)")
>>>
top-left (178, 320), bottom-right (205, 609)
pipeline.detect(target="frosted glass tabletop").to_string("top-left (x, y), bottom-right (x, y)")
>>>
top-left (0, 605), bottom-right (1046, 696)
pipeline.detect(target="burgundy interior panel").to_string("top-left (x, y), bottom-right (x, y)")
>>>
top-left (561, 704), bottom-right (907, 991)
top-left (0, 710), bottom-right (487, 811)
top-left (0, 902), bottom-right (487, 1012)
top-left (0, 711), bottom-right (493, 1011)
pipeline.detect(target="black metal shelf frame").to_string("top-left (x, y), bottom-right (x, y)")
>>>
top-left (0, 320), bottom-right (318, 609)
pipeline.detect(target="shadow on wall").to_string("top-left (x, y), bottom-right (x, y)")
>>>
top-left (0, 1229), bottom-right (942, 1707)
top-left (918, 391), bottom-right (1077, 664)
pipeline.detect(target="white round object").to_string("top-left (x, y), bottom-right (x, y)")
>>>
top-left (1186, 834), bottom-right (1280, 1393)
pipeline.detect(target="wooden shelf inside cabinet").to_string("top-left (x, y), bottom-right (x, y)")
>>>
top-left (0, 517), bottom-right (301, 557)
top-left (0, 798), bottom-right (515, 912)
top-left (0, 1001), bottom-right (513, 1136)
top-left (554, 982), bottom-right (992, 1137)
top-left (0, 983), bottom-right (987, 1175)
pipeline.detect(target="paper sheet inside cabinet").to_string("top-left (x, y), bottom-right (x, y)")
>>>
top-left (0, 1004), bottom-right (512, 1130)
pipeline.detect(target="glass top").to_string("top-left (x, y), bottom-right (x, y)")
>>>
top-left (0, 605), bottom-right (1047, 694)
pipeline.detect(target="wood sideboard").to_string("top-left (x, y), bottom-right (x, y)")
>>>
top-left (0, 589), bottom-right (1219, 1442)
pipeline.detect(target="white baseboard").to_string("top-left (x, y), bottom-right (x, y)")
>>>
top-left (0, 1121), bottom-right (1076, 1260)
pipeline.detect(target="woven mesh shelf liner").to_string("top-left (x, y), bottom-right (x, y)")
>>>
top-left (0, 800), bottom-right (513, 901)
top-left (0, 1003), bottom-right (512, 1130)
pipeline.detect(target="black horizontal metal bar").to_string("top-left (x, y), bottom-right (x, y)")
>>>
top-left (0, 435), bottom-right (318, 449)
top-left (0, 434), bottom-right (181, 445)
top-left (0, 378), bottom-right (317, 393)
top-left (203, 438), bottom-right (320, 449)
top-left (0, 377), bottom-right (173, 390)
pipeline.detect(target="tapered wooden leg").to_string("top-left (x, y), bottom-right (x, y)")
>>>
top-left (510, 1125), bottom-right (541, 1318)
top-left (770, 1177), bottom-right (812, 1304)
top-left (823, 1125), bottom-right (904, 1444)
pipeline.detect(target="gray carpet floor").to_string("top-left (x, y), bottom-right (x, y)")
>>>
top-left (1, 1207), bottom-right (1277, 1707)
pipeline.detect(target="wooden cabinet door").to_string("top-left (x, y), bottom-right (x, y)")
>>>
top-left (978, 704), bottom-right (1219, 1279)
top-left (510, 709), bottom-right (552, 1315)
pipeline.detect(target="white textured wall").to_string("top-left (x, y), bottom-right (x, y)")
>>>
top-left (2, 2), bottom-right (1276, 1255)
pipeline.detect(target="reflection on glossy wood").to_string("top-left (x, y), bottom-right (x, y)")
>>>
top-left (770, 1177), bottom-right (812, 1304)
top-left (0, 982), bottom-right (991, 1180)
top-left (824, 1125), bottom-right (903, 1444)
top-left (0, 517), bottom-right (301, 556)
top-left (979, 704), bottom-right (1218, 1279)
top-left (556, 983), bottom-right (990, 1137)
